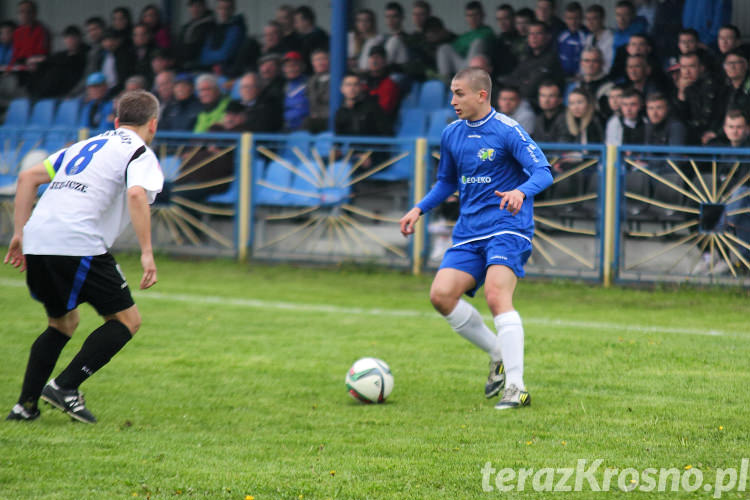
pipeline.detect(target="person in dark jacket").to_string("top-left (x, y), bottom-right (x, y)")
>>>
top-left (532, 80), bottom-right (566, 144)
top-left (199, 0), bottom-right (245, 74)
top-left (335, 73), bottom-right (389, 136)
top-left (30, 25), bottom-right (88, 98)
top-left (237, 72), bottom-right (281, 132)
top-left (293, 6), bottom-right (329, 72)
top-left (674, 51), bottom-right (722, 144)
top-left (98, 28), bottom-right (136, 96)
top-left (160, 73), bottom-right (202, 131)
top-left (177, 0), bottom-right (215, 69)
top-left (644, 91), bottom-right (687, 146)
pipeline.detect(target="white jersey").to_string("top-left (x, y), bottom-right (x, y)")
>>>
top-left (23, 128), bottom-right (164, 256)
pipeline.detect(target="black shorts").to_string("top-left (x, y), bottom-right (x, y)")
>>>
top-left (25, 253), bottom-right (135, 318)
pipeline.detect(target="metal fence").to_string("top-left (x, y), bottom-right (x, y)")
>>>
top-left (1, 127), bottom-right (749, 287)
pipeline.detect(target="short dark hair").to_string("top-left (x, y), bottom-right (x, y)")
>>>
top-left (465, 1), bottom-right (483, 15)
top-left (678, 28), bottom-right (699, 40)
top-left (499, 84), bottom-right (521, 96)
top-left (565, 2), bottom-right (583, 14)
top-left (615, 0), bottom-right (635, 13)
top-left (726, 47), bottom-right (748, 60)
top-left (720, 24), bottom-right (741, 39)
top-left (413, 0), bottom-right (431, 14)
top-left (117, 90), bottom-right (160, 125)
top-left (18, 1), bottom-right (37, 16)
top-left (0, 20), bottom-right (18, 31)
top-left (85, 16), bottom-right (105, 28)
top-left (62, 25), bottom-right (82, 38)
top-left (645, 91), bottom-right (668, 104)
top-left (112, 6), bottom-right (133, 23)
top-left (585, 4), bottom-right (605, 18)
top-left (295, 6), bottom-right (315, 24)
top-left (621, 87), bottom-right (643, 101)
top-left (497, 4), bottom-right (514, 16)
top-left (528, 20), bottom-right (548, 33)
top-left (516, 8), bottom-right (535, 21)
top-left (537, 79), bottom-right (561, 93)
top-left (725, 108), bottom-right (747, 123)
top-left (385, 2), bottom-right (404, 16)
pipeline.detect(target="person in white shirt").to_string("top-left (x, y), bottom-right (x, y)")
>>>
top-left (4, 90), bottom-right (164, 424)
top-left (583, 4), bottom-right (614, 73)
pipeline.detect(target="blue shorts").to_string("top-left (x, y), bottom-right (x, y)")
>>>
top-left (438, 233), bottom-right (532, 297)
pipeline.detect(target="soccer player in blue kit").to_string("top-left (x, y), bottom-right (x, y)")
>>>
top-left (399, 68), bottom-right (553, 410)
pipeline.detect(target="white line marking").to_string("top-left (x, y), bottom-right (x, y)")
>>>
top-left (0, 277), bottom-right (738, 337)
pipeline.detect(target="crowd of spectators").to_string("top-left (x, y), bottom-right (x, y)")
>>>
top-left (0, 0), bottom-right (746, 148)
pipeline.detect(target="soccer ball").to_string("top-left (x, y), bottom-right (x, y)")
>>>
top-left (345, 357), bottom-right (394, 403)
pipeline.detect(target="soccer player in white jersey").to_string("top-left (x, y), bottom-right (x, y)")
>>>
top-left (399, 68), bottom-right (553, 410)
top-left (4, 90), bottom-right (164, 423)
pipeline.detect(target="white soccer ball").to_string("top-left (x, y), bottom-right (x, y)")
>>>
top-left (345, 357), bottom-right (394, 403)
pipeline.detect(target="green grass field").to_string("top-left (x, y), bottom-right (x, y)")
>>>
top-left (1, 252), bottom-right (749, 499)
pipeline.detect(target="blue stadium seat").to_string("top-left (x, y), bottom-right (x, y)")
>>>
top-left (159, 155), bottom-right (181, 180)
top-left (369, 144), bottom-right (415, 181)
top-left (205, 178), bottom-right (238, 205)
top-left (418, 80), bottom-right (446, 109)
top-left (28, 99), bottom-right (56, 127)
top-left (396, 108), bottom-right (427, 137)
top-left (284, 171), bottom-right (321, 206)
top-left (313, 131), bottom-right (334, 158)
top-left (283, 130), bottom-right (312, 161)
top-left (427, 109), bottom-right (456, 141)
top-left (230, 78), bottom-right (241, 99)
top-left (1, 98), bottom-right (30, 128)
top-left (400, 82), bottom-right (422, 109)
top-left (53, 99), bottom-right (81, 128)
top-left (256, 160), bottom-right (293, 205)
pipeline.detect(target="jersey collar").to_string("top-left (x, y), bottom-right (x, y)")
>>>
top-left (466, 109), bottom-right (495, 128)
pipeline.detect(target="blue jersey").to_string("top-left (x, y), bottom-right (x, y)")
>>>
top-left (417, 109), bottom-right (553, 245)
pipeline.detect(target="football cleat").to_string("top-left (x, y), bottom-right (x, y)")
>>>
top-left (41, 380), bottom-right (97, 424)
top-left (484, 360), bottom-right (505, 398)
top-left (494, 384), bottom-right (530, 410)
top-left (6, 403), bottom-right (40, 421)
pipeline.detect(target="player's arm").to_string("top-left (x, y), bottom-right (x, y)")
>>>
top-left (3, 163), bottom-right (51, 271)
top-left (496, 126), bottom-right (553, 215)
top-left (400, 130), bottom-right (459, 236)
top-left (127, 186), bottom-right (157, 289)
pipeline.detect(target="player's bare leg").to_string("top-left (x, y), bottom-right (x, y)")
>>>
top-left (430, 268), bottom-right (504, 397)
top-left (485, 265), bottom-right (530, 410)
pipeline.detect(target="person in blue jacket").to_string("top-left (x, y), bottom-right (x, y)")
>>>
top-left (399, 67), bottom-right (553, 411)
top-left (199, 0), bottom-right (245, 74)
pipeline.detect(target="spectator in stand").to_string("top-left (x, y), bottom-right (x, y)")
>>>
top-left (153, 69), bottom-right (174, 106)
top-left (500, 21), bottom-right (564, 103)
top-left (262, 21), bottom-right (293, 58)
top-left (436, 1), bottom-right (494, 80)
top-left (124, 75), bottom-right (147, 91)
top-left (650, 0), bottom-right (684, 62)
top-left (701, 49), bottom-right (750, 144)
top-left (227, 34), bottom-right (260, 79)
top-left (603, 83), bottom-right (626, 128)
top-left (281, 51), bottom-right (309, 131)
top-left (514, 8), bottom-right (535, 39)
top-left (609, 33), bottom-right (669, 89)
top-left (349, 9), bottom-right (384, 72)
top-left (606, 87), bottom-right (646, 145)
top-left (160, 73), bottom-right (202, 131)
top-left (304, 49), bottom-right (330, 133)
top-left (110, 7), bottom-right (133, 48)
top-left (362, 45), bottom-right (400, 134)
top-left (644, 91), bottom-right (686, 146)
top-left (99, 28), bottom-right (135, 96)
top-left (411, 1), bottom-right (431, 37)
top-left (9, 0), bottom-right (49, 81)
top-left (177, 0), bottom-right (214, 69)
top-left (78, 72), bottom-right (113, 130)
top-left (566, 46), bottom-right (613, 113)
top-left (275, 5), bottom-right (299, 51)
top-left (132, 24), bottom-right (157, 87)
top-left (533, 80), bottom-right (566, 143)
top-left (335, 73), bottom-right (389, 136)
top-left (624, 54), bottom-right (665, 96)
top-left (634, 0), bottom-right (657, 30)
top-left (193, 73), bottom-right (230, 132)
top-left (551, 88), bottom-right (603, 162)
top-left (382, 2), bottom-right (410, 73)
top-left (674, 51), bottom-right (721, 144)
top-left (682, 0), bottom-right (731, 47)
top-left (80, 17), bottom-right (105, 81)
top-left (492, 4), bottom-right (522, 76)
top-left (293, 6), bottom-right (329, 72)
top-left (406, 15), bottom-right (454, 82)
top-left (237, 71), bottom-right (280, 132)
top-left (257, 54), bottom-right (285, 113)
top-left (717, 25), bottom-right (750, 63)
top-left (468, 54), bottom-right (498, 104)
top-left (140, 4), bottom-right (171, 50)
top-left (535, 0), bottom-right (565, 38)
top-left (557, 2), bottom-right (588, 77)
top-left (676, 27), bottom-right (719, 74)
top-left (612, 1), bottom-right (647, 59)
top-left (583, 4), bottom-right (614, 74)
top-left (29, 25), bottom-right (87, 99)
top-left (497, 85), bottom-right (535, 134)
top-left (150, 48), bottom-right (176, 76)
top-left (0, 21), bottom-right (15, 67)
top-left (199, 0), bottom-right (246, 75)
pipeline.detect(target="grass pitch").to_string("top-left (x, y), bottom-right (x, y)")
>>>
top-left (1, 252), bottom-right (749, 499)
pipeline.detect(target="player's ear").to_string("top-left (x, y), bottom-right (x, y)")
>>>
top-left (148, 117), bottom-right (157, 134)
top-left (114, 117), bottom-right (121, 129)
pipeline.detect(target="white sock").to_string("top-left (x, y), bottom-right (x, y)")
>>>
top-left (445, 299), bottom-right (501, 361)
top-left (494, 311), bottom-right (524, 388)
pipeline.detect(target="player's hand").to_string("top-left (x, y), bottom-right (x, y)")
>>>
top-left (139, 251), bottom-right (157, 289)
top-left (495, 189), bottom-right (525, 216)
top-left (399, 207), bottom-right (422, 237)
top-left (3, 235), bottom-right (26, 272)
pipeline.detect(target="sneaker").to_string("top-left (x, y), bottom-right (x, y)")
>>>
top-left (484, 360), bottom-right (505, 398)
top-left (6, 403), bottom-right (40, 421)
top-left (41, 380), bottom-right (97, 424)
top-left (494, 384), bottom-right (531, 410)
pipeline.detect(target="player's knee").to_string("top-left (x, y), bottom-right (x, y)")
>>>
top-left (430, 286), bottom-right (458, 315)
top-left (484, 287), bottom-right (512, 314)
top-left (124, 313), bottom-right (142, 335)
